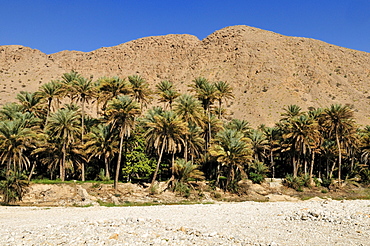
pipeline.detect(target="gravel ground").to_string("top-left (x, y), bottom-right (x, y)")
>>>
top-left (0, 199), bottom-right (369, 245)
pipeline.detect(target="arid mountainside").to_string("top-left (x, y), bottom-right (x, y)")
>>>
top-left (1, 25), bottom-right (369, 126)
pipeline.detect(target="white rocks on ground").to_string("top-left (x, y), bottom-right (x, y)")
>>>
top-left (0, 199), bottom-right (369, 245)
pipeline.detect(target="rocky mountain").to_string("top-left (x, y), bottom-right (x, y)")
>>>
top-left (1, 25), bottom-right (369, 126)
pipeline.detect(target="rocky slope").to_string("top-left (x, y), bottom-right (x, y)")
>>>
top-left (1, 25), bottom-right (370, 126)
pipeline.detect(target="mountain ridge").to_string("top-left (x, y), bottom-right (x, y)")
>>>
top-left (0, 25), bottom-right (369, 126)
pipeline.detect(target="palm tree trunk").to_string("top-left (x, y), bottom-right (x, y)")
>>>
top-left (309, 151), bottom-right (315, 185)
top-left (184, 135), bottom-right (188, 162)
top-left (45, 98), bottom-right (52, 126)
top-left (81, 97), bottom-right (85, 181)
top-left (150, 142), bottom-right (166, 189)
top-left (336, 133), bottom-right (342, 184)
top-left (28, 161), bottom-right (36, 181)
top-left (114, 127), bottom-right (125, 190)
top-left (104, 156), bottom-right (110, 180)
top-left (293, 155), bottom-right (297, 177)
top-left (226, 165), bottom-right (235, 191)
top-left (61, 142), bottom-right (66, 182)
top-left (270, 149), bottom-right (275, 179)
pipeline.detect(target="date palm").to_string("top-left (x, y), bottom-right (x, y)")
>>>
top-left (97, 76), bottom-right (132, 111)
top-left (209, 129), bottom-right (252, 190)
top-left (46, 108), bottom-right (81, 181)
top-left (189, 77), bottom-right (217, 148)
top-left (0, 103), bottom-right (25, 121)
top-left (0, 117), bottom-right (38, 174)
top-left (248, 129), bottom-right (269, 163)
top-left (226, 119), bottom-right (251, 136)
top-left (144, 110), bottom-right (187, 187)
top-left (156, 80), bottom-right (180, 109)
top-left (214, 81), bottom-right (234, 119)
top-left (283, 114), bottom-right (321, 177)
top-left (174, 94), bottom-right (205, 161)
top-left (105, 95), bottom-right (141, 189)
top-left (321, 104), bottom-right (355, 183)
top-left (16, 91), bottom-right (43, 118)
top-left (128, 75), bottom-right (152, 109)
top-left (84, 123), bottom-right (119, 180)
top-left (37, 80), bottom-right (63, 125)
top-left (68, 75), bottom-right (97, 180)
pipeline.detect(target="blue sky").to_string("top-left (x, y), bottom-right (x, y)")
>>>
top-left (1, 0), bottom-right (369, 54)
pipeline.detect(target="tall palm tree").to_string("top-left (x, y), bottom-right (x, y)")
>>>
top-left (186, 123), bottom-right (205, 163)
top-left (97, 76), bottom-right (132, 111)
top-left (209, 129), bottom-right (252, 190)
top-left (173, 94), bottom-right (205, 161)
top-left (262, 126), bottom-right (281, 178)
top-left (0, 103), bottom-right (25, 121)
top-left (84, 123), bottom-right (119, 180)
top-left (0, 117), bottom-right (38, 174)
top-left (226, 119), bottom-right (251, 136)
top-left (144, 110), bottom-right (187, 187)
top-left (128, 75), bottom-right (152, 109)
top-left (68, 75), bottom-right (96, 181)
top-left (189, 77), bottom-right (218, 148)
top-left (283, 114), bottom-right (321, 177)
top-left (281, 104), bottom-right (303, 122)
top-left (37, 80), bottom-right (63, 125)
top-left (156, 80), bottom-right (180, 109)
top-left (214, 81), bottom-right (234, 119)
top-left (16, 91), bottom-right (43, 118)
top-left (105, 95), bottom-right (141, 190)
top-left (46, 108), bottom-right (81, 181)
top-left (247, 129), bottom-right (269, 163)
top-left (321, 104), bottom-right (355, 183)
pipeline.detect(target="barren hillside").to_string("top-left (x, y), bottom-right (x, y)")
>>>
top-left (1, 25), bottom-right (369, 126)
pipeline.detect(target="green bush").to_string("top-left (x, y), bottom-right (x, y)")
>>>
top-left (284, 174), bottom-right (304, 191)
top-left (0, 170), bottom-right (29, 204)
top-left (173, 181), bottom-right (190, 198)
top-left (249, 172), bottom-right (265, 184)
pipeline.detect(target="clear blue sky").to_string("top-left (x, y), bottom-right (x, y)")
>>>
top-left (1, 0), bottom-right (369, 54)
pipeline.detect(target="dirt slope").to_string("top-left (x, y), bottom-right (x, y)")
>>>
top-left (1, 25), bottom-right (369, 126)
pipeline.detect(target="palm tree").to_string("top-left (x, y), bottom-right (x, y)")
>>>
top-left (84, 123), bottom-right (119, 180)
top-left (46, 108), bottom-right (81, 181)
top-left (105, 95), bottom-right (141, 190)
top-left (186, 123), bottom-right (205, 163)
top-left (321, 104), bottom-right (355, 183)
top-left (262, 126), bottom-right (281, 178)
top-left (68, 75), bottom-right (96, 181)
top-left (226, 119), bottom-right (251, 136)
top-left (144, 110), bottom-right (187, 187)
top-left (209, 129), bottom-right (252, 190)
top-left (173, 94), bottom-right (205, 161)
top-left (37, 80), bottom-right (63, 125)
top-left (174, 158), bottom-right (205, 184)
top-left (283, 114), bottom-right (321, 177)
top-left (128, 75), bottom-right (152, 109)
top-left (189, 77), bottom-right (218, 148)
top-left (281, 104), bottom-right (303, 122)
top-left (248, 129), bottom-right (269, 163)
top-left (0, 117), bottom-right (38, 174)
top-left (97, 76), bottom-right (132, 111)
top-left (156, 80), bottom-right (180, 109)
top-left (214, 81), bottom-right (234, 119)
top-left (0, 103), bottom-right (24, 121)
top-left (16, 91), bottom-right (43, 118)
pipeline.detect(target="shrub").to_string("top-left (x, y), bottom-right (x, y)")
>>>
top-left (284, 174), bottom-right (304, 191)
top-left (249, 172), bottom-right (265, 184)
top-left (0, 170), bottom-right (29, 204)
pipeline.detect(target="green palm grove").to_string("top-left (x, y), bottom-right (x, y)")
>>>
top-left (1, 71), bottom-right (370, 196)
